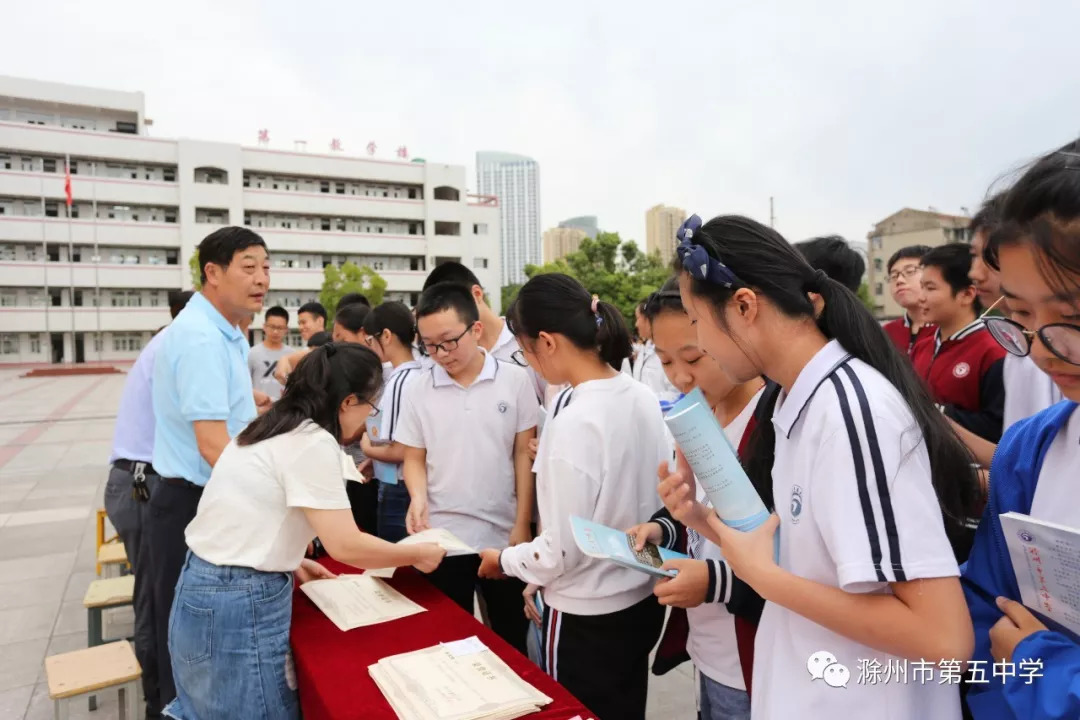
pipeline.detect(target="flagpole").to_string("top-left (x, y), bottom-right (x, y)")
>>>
top-left (66, 154), bottom-right (75, 364)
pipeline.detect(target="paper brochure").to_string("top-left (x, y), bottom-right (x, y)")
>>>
top-left (1001, 512), bottom-right (1080, 637)
top-left (570, 515), bottom-right (687, 578)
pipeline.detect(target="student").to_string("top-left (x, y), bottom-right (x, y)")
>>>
top-left (659, 214), bottom-right (979, 719)
top-left (961, 140), bottom-right (1080, 720)
top-left (166, 343), bottom-right (445, 719)
top-left (882, 245), bottom-right (935, 355)
top-left (794, 235), bottom-right (865, 293)
top-left (248, 306), bottom-right (294, 402)
top-left (396, 282), bottom-right (538, 652)
top-left (422, 262), bottom-right (546, 401)
top-left (912, 244), bottom-right (1006, 442)
top-left (306, 331), bottom-right (331, 348)
top-left (332, 302), bottom-right (370, 344)
top-left (297, 301), bottom-right (327, 342)
top-left (476, 273), bottom-right (669, 720)
top-left (629, 294), bottom-right (681, 405)
top-left (627, 277), bottom-right (766, 720)
top-left (360, 301), bottom-right (422, 543)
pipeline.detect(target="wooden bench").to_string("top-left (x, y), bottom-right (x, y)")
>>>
top-left (94, 509), bottom-right (118, 575)
top-left (83, 575), bottom-right (135, 710)
top-left (45, 640), bottom-right (141, 720)
top-left (96, 542), bottom-right (129, 578)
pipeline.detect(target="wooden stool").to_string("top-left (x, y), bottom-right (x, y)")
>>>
top-left (45, 640), bottom-right (141, 720)
top-left (96, 542), bottom-right (128, 578)
top-left (83, 575), bottom-right (135, 711)
top-left (94, 510), bottom-right (118, 575)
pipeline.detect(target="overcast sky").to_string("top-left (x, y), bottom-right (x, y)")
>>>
top-left (4, 0), bottom-right (1079, 252)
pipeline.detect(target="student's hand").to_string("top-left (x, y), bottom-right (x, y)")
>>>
top-left (356, 459), bottom-right (373, 482)
top-left (627, 522), bottom-right (663, 551)
top-left (704, 513), bottom-right (782, 595)
top-left (509, 522), bottom-right (532, 547)
top-left (253, 390), bottom-right (272, 415)
top-left (294, 558), bottom-right (337, 585)
top-left (477, 549), bottom-right (507, 579)
top-left (653, 559), bottom-right (709, 608)
top-left (406, 496), bottom-right (430, 534)
top-left (360, 433), bottom-right (375, 457)
top-left (523, 584), bottom-right (543, 627)
top-left (658, 450), bottom-right (709, 531)
top-left (412, 543), bottom-right (446, 574)
top-left (990, 597), bottom-right (1048, 665)
top-left (527, 437), bottom-right (539, 461)
top-left (274, 356), bottom-right (293, 385)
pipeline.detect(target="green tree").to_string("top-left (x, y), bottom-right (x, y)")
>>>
top-left (856, 282), bottom-right (875, 312)
top-left (522, 232), bottom-right (669, 328)
top-left (500, 283), bottom-right (523, 312)
top-left (188, 251), bottom-right (202, 291)
top-left (320, 262), bottom-right (387, 319)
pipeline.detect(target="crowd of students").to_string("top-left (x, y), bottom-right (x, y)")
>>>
top-left (102, 138), bottom-right (1080, 720)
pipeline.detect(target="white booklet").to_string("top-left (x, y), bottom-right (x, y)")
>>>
top-left (570, 515), bottom-right (687, 578)
top-left (369, 638), bottom-right (553, 720)
top-left (1001, 512), bottom-right (1080, 636)
top-left (366, 528), bottom-right (477, 579)
top-left (299, 573), bottom-right (426, 632)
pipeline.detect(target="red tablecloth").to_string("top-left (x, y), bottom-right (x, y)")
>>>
top-left (291, 559), bottom-right (594, 720)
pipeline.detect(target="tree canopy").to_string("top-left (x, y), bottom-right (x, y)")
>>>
top-left (320, 261), bottom-right (387, 319)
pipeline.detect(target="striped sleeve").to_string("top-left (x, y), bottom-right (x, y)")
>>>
top-left (814, 364), bottom-right (959, 592)
top-left (384, 369), bottom-right (415, 444)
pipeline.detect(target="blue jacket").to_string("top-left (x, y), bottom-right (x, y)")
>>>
top-left (962, 400), bottom-right (1080, 720)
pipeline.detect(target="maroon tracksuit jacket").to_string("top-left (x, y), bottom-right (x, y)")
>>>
top-left (883, 313), bottom-right (935, 357)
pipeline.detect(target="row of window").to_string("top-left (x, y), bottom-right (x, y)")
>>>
top-left (0, 243), bottom-right (179, 265)
top-left (0, 197), bottom-right (178, 223)
top-left (0, 108), bottom-right (138, 134)
top-left (0, 153), bottom-right (177, 182)
top-left (0, 332), bottom-right (146, 356)
top-left (243, 174), bottom-right (423, 200)
top-left (0, 287), bottom-right (171, 308)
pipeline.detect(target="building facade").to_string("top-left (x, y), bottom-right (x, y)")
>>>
top-left (542, 226), bottom-right (587, 263)
top-left (475, 151), bottom-right (540, 286)
top-left (645, 203), bottom-right (686, 264)
top-left (0, 75), bottom-right (501, 365)
top-left (558, 215), bottom-right (597, 239)
top-left (866, 208), bottom-right (970, 318)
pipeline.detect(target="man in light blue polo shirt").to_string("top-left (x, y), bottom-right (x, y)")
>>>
top-left (146, 226), bottom-right (269, 709)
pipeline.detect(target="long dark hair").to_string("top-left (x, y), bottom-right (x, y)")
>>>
top-left (237, 343), bottom-right (383, 446)
top-left (506, 273), bottom-right (632, 370)
top-left (677, 215), bottom-right (979, 544)
top-left (985, 138), bottom-right (1080, 297)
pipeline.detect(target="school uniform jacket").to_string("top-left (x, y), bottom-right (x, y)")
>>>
top-left (883, 314), bottom-right (935, 357)
top-left (911, 320), bottom-right (1006, 441)
top-left (962, 400), bottom-right (1080, 720)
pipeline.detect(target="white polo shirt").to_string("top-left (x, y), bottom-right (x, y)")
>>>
top-left (1003, 354), bottom-right (1064, 430)
top-left (1029, 404), bottom-right (1079, 528)
top-left (752, 340), bottom-right (962, 720)
top-left (500, 372), bottom-right (669, 615)
top-left (373, 360), bottom-right (422, 482)
top-left (395, 350), bottom-right (539, 550)
top-left (490, 317), bottom-right (547, 404)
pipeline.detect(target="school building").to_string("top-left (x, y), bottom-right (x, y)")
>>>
top-left (0, 75), bottom-right (501, 365)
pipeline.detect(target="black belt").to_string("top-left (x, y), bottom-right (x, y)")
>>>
top-left (161, 477), bottom-right (203, 491)
top-left (114, 459), bottom-right (159, 476)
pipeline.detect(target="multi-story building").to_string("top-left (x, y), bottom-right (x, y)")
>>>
top-left (542, 226), bottom-right (587, 263)
top-left (866, 208), bottom-right (971, 318)
top-left (645, 204), bottom-right (686, 264)
top-left (558, 215), bottom-right (598, 240)
top-left (0, 75), bottom-right (501, 364)
top-left (476, 151), bottom-right (540, 286)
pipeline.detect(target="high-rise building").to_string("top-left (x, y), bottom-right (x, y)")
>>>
top-left (645, 204), bottom-right (687, 264)
top-left (476, 151), bottom-right (540, 285)
top-left (0, 75), bottom-right (501, 365)
top-left (558, 215), bottom-right (598, 239)
top-left (543, 226), bottom-right (587, 263)
top-left (866, 208), bottom-right (971, 318)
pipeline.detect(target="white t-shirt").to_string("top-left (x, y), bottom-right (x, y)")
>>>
top-left (395, 350), bottom-right (539, 550)
top-left (753, 340), bottom-right (962, 719)
top-left (1003, 354), bottom-right (1064, 430)
top-left (632, 341), bottom-right (681, 405)
top-left (687, 389), bottom-right (763, 691)
top-left (1029, 404), bottom-right (1079, 528)
top-left (501, 373), bottom-right (670, 615)
top-left (185, 422), bottom-right (357, 572)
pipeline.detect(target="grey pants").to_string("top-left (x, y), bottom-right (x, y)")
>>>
top-left (103, 464), bottom-right (160, 714)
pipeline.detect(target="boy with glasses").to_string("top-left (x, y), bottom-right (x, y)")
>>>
top-left (248, 306), bottom-right (293, 401)
top-left (396, 282), bottom-right (538, 652)
top-left (883, 245), bottom-right (935, 355)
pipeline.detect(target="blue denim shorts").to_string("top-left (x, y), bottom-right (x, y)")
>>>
top-left (163, 552), bottom-right (298, 720)
top-left (700, 672), bottom-right (751, 720)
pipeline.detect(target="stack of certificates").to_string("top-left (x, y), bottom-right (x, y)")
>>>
top-left (369, 637), bottom-right (553, 720)
top-left (300, 574), bottom-right (426, 632)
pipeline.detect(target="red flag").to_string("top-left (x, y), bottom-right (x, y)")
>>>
top-left (64, 158), bottom-right (72, 207)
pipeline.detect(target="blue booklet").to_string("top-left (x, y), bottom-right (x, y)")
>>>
top-left (364, 415), bottom-right (399, 486)
top-left (664, 387), bottom-right (769, 532)
top-left (570, 516), bottom-right (687, 578)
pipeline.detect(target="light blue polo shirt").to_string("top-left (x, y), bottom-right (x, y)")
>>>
top-left (152, 292), bottom-right (256, 486)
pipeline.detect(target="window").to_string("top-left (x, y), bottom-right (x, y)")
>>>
top-left (46, 245), bottom-right (60, 262)
top-left (286, 331), bottom-right (302, 347)
top-left (874, 258), bottom-right (883, 272)
top-left (0, 245), bottom-right (15, 262)
top-left (115, 121), bottom-right (138, 134)
top-left (335, 219), bottom-right (346, 232)
top-left (433, 186), bottom-right (460, 202)
top-left (335, 183), bottom-right (345, 195)
top-left (165, 212), bottom-right (177, 223)
top-left (26, 245), bottom-right (40, 262)
top-left (320, 180), bottom-right (330, 194)
top-left (0, 334), bottom-right (17, 355)
top-left (473, 223), bottom-right (488, 235)
top-left (434, 221), bottom-right (460, 236)
top-left (0, 155), bottom-right (10, 170)
top-left (0, 290), bottom-right (16, 306)
top-left (163, 168), bottom-right (176, 182)
top-left (871, 236), bottom-right (883, 250)
top-left (243, 176), bottom-right (250, 188)
top-left (93, 334), bottom-right (103, 353)
top-left (321, 218), bottom-right (331, 231)
top-left (166, 249), bottom-right (178, 266)
top-left (42, 158), bottom-right (57, 173)
top-left (875, 283), bottom-right (884, 296)
top-left (408, 188), bottom-right (418, 199)
top-left (29, 334), bottom-right (41, 354)
top-left (73, 290), bottom-right (83, 307)
top-left (45, 202), bottom-right (59, 218)
top-left (409, 257), bottom-right (424, 271)
top-left (473, 258), bottom-right (489, 269)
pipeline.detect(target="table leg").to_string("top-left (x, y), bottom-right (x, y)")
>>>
top-left (54, 697), bottom-right (70, 720)
top-left (121, 680), bottom-right (139, 720)
top-left (87, 608), bottom-right (102, 711)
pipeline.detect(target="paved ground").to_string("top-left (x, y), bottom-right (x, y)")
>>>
top-left (0, 369), bottom-right (696, 719)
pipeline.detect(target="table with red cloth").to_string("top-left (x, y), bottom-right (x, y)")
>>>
top-left (290, 558), bottom-right (594, 720)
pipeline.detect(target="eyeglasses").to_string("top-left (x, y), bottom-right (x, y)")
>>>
top-left (888, 266), bottom-right (921, 282)
top-left (367, 405), bottom-right (382, 419)
top-left (420, 324), bottom-right (475, 356)
top-left (981, 297), bottom-right (1080, 366)
top-left (509, 349), bottom-right (528, 367)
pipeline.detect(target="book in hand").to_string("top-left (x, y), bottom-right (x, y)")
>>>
top-left (664, 387), bottom-right (769, 532)
top-left (570, 515), bottom-right (687, 578)
top-left (299, 574), bottom-right (426, 632)
top-left (1000, 512), bottom-right (1080, 637)
top-left (364, 414), bottom-right (400, 485)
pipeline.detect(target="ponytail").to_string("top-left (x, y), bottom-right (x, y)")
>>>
top-left (506, 273), bottom-right (632, 371)
top-left (237, 343), bottom-right (383, 446)
top-left (678, 215), bottom-right (980, 544)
